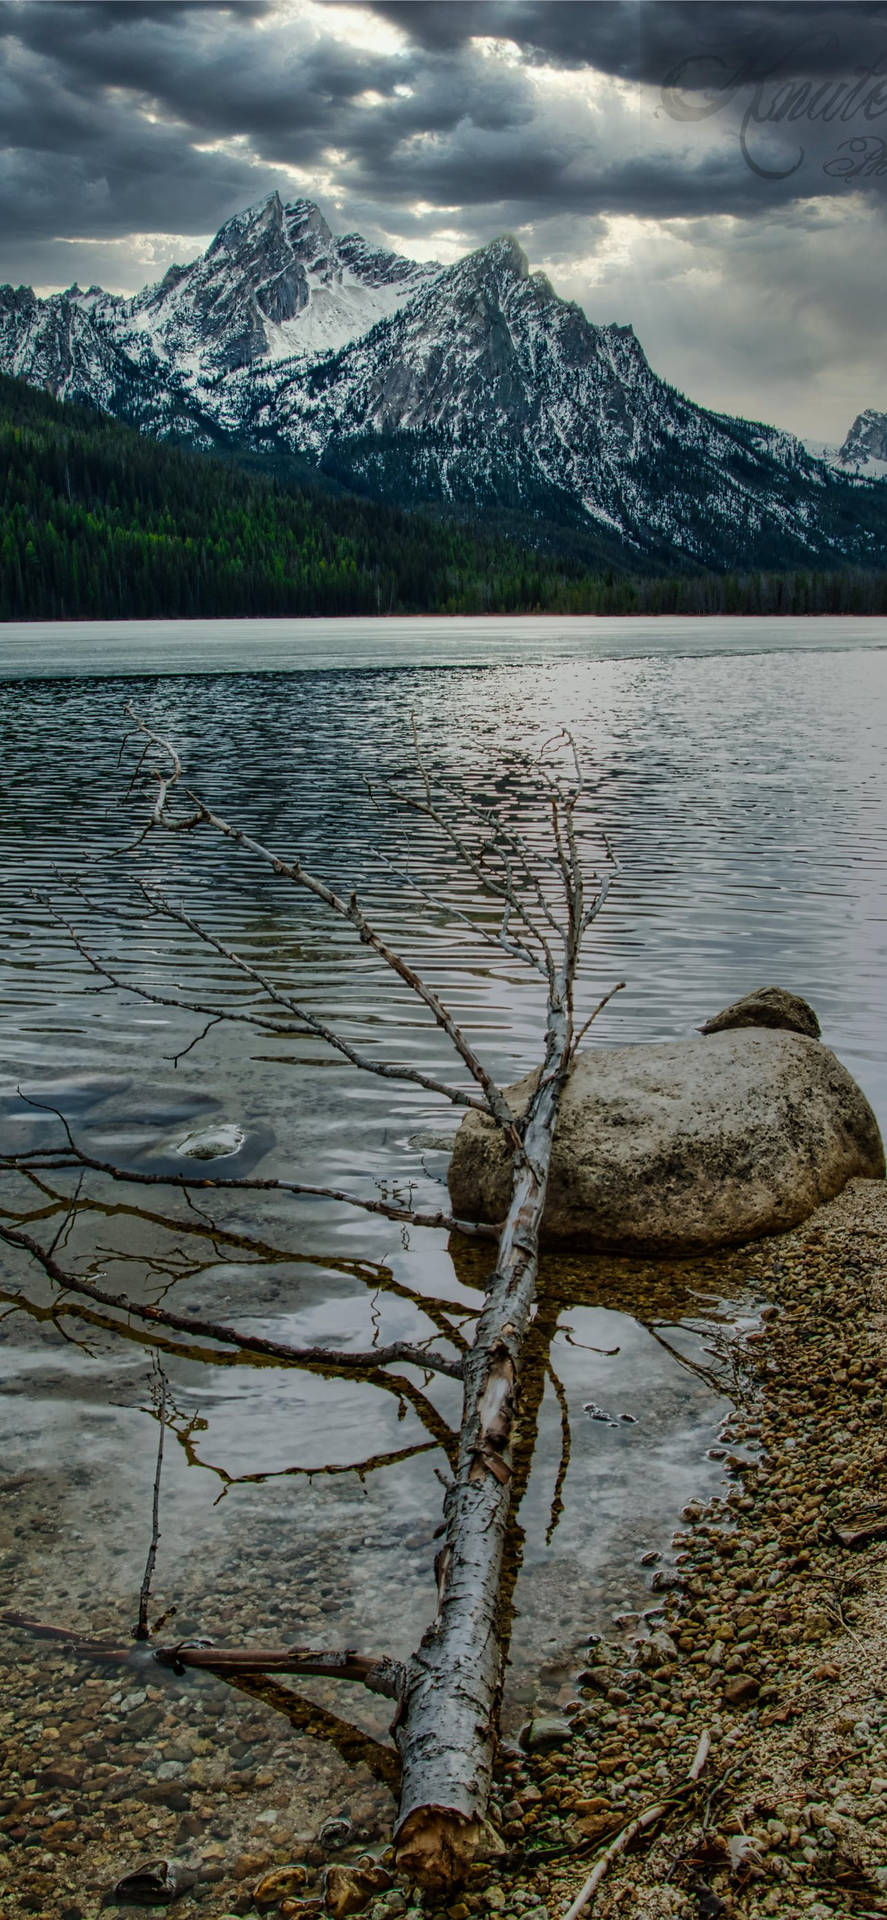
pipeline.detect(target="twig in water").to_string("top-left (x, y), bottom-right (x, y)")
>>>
top-left (136, 1359), bottom-right (167, 1641)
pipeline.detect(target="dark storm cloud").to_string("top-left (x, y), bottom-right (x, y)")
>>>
top-left (0, 2), bottom-right (393, 252)
top-left (58, 1), bottom-right (274, 22)
top-left (358, 0), bottom-right (887, 204)
top-left (338, 142), bottom-right (807, 228)
top-left (3, 0), bottom-right (886, 259)
top-left (0, 0), bottom-right (543, 258)
top-left (0, 25), bottom-right (277, 248)
top-left (1, 0), bottom-right (886, 300)
top-left (2, 2), bottom-right (380, 132)
top-left (365, 2), bottom-right (887, 83)
top-left (2, 3), bottom-right (475, 177)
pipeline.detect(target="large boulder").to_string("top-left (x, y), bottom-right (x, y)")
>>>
top-left (447, 1028), bottom-right (884, 1254)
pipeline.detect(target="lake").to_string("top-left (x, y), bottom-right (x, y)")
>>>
top-left (1, 615), bottom-right (886, 1886)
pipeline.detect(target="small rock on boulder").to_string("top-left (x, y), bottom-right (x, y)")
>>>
top-left (175, 1122), bottom-right (245, 1160)
top-left (447, 1026), bottom-right (884, 1254)
top-left (699, 985), bottom-right (821, 1040)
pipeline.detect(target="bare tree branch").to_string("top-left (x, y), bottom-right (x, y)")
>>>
top-left (369, 749), bottom-right (561, 982)
top-left (3, 711), bottom-right (621, 1894)
top-left (8, 1165), bottom-right (483, 1350)
top-left (37, 883), bottom-right (486, 1114)
top-left (122, 706), bottom-right (524, 1147)
top-left (3, 1166), bottom-right (407, 1304)
top-left (369, 846), bottom-right (547, 977)
top-left (545, 1358), bottom-right (572, 1546)
top-left (568, 979), bottom-right (627, 1063)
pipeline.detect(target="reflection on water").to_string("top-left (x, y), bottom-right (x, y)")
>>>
top-left (1, 1150), bottom-right (744, 1717)
top-left (1, 624), bottom-right (886, 1894)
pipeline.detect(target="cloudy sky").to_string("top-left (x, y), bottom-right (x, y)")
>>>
top-left (1, 0), bottom-right (884, 442)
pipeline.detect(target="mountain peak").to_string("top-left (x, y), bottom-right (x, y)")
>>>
top-left (107, 192), bottom-right (438, 374)
top-left (838, 408), bottom-right (887, 477)
top-left (284, 197), bottom-right (334, 238)
top-left (472, 233), bottom-right (529, 281)
top-left (208, 189), bottom-right (285, 256)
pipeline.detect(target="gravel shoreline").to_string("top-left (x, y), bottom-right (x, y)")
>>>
top-left (505, 1175), bottom-right (887, 1920)
top-left (3, 1176), bottom-right (887, 1920)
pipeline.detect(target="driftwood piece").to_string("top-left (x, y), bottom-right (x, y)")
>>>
top-left (831, 1517), bottom-right (887, 1550)
top-left (561, 1803), bottom-right (666, 1920)
top-left (560, 1727), bottom-right (713, 1918)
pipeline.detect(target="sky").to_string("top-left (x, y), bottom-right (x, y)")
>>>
top-left (0, 0), bottom-right (884, 443)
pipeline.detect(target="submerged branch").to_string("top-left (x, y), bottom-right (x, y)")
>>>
top-left (136, 1360), bottom-right (166, 1641)
top-left (6, 1112), bottom-right (500, 1240)
top-left (154, 1639), bottom-right (405, 1699)
top-left (221, 1673), bottom-right (400, 1791)
top-left (0, 1220), bottom-right (463, 1380)
top-left (1, 1613), bottom-right (401, 1791)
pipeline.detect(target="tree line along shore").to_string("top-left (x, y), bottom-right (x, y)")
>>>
top-left (3, 373), bottom-right (887, 622)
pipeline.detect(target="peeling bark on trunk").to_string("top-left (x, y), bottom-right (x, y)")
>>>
top-left (394, 1015), bottom-right (569, 1887)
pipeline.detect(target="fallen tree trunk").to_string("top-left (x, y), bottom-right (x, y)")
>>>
top-left (394, 1021), bottom-right (569, 1884)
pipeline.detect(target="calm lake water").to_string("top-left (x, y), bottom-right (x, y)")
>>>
top-left (1, 616), bottom-right (886, 1859)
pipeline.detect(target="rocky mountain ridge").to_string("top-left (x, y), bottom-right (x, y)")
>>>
top-left (2, 191), bottom-right (885, 573)
top-left (817, 410), bottom-right (887, 482)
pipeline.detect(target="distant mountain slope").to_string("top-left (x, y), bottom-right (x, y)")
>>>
top-left (0, 372), bottom-right (582, 620)
top-left (4, 375), bottom-right (885, 621)
top-left (2, 192), bottom-right (886, 574)
top-left (0, 195), bottom-right (438, 421)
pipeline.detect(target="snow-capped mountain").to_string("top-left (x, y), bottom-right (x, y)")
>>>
top-left (2, 191), bottom-right (884, 572)
top-left (122, 195), bottom-right (440, 377)
top-left (0, 194), bottom-right (439, 436)
top-left (810, 411), bottom-right (887, 482)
